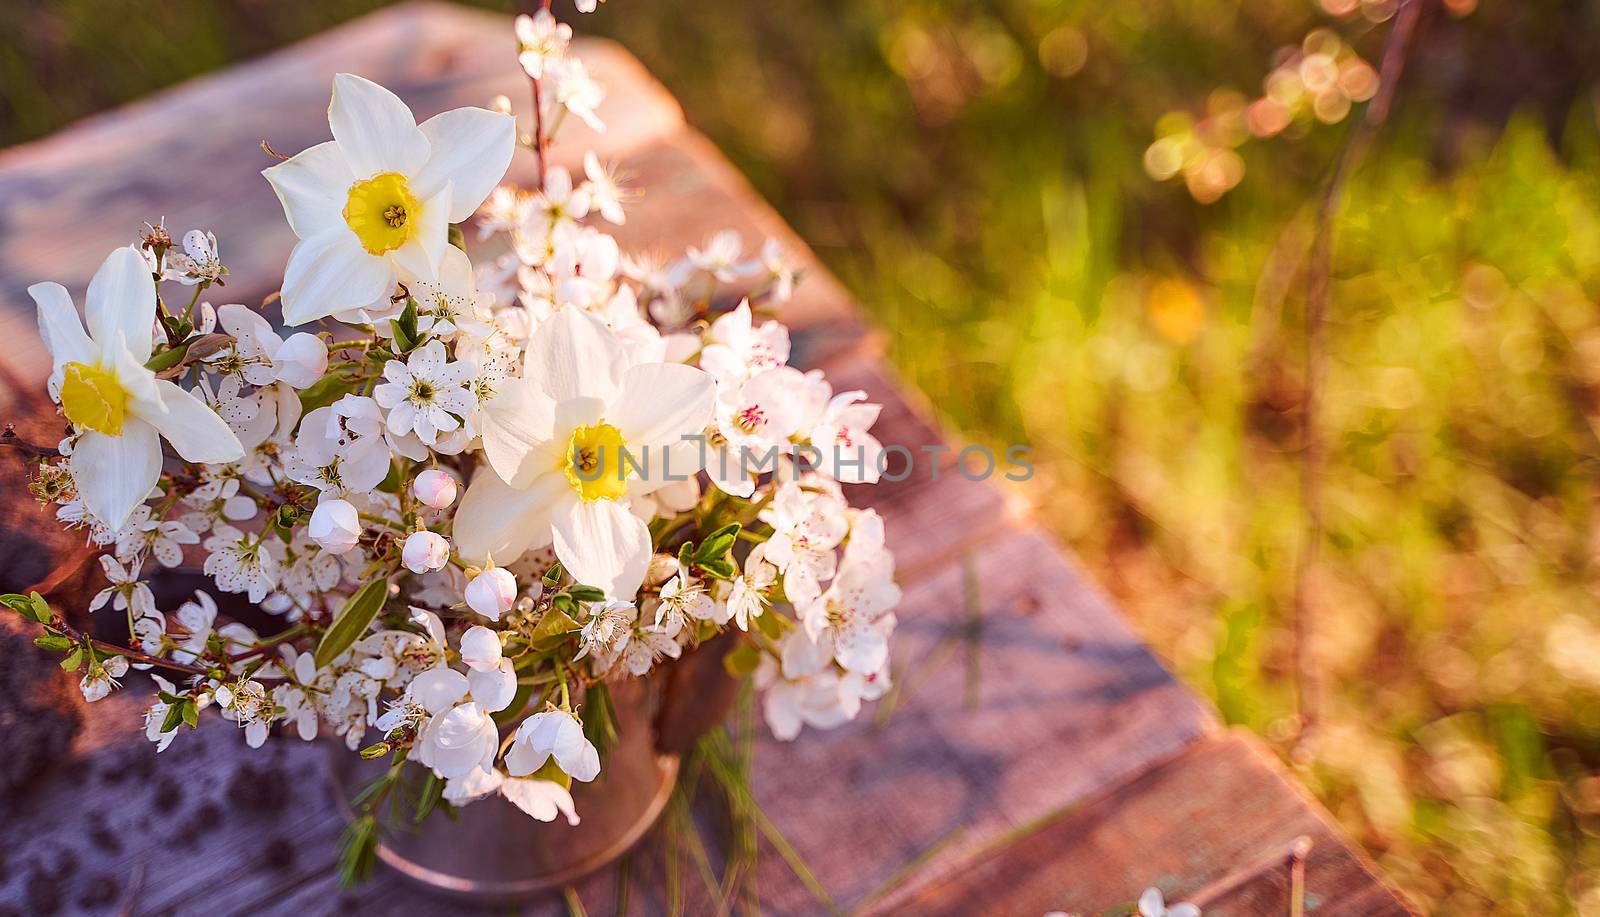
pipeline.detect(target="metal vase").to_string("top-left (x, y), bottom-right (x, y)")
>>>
top-left (329, 633), bottom-right (739, 902)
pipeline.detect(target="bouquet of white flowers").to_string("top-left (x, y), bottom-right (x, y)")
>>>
top-left (3, 2), bottom-right (897, 875)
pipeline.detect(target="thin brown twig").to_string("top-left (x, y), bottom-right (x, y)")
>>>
top-left (0, 425), bottom-right (62, 458)
top-left (1187, 835), bottom-right (1315, 910)
top-left (1293, 0), bottom-right (1424, 753)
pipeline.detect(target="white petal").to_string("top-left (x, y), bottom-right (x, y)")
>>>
top-left (29, 281), bottom-right (94, 375)
top-left (500, 777), bottom-right (579, 825)
top-left (279, 229), bottom-right (394, 326)
top-left (1138, 888), bottom-right (1165, 917)
top-left (410, 666), bottom-right (469, 713)
top-left (452, 468), bottom-right (566, 564)
top-left (523, 307), bottom-right (629, 405)
top-left (86, 246), bottom-right (156, 362)
top-left (609, 362), bottom-right (715, 451)
top-left (458, 626), bottom-right (503, 672)
top-left (328, 73), bottom-right (429, 178)
top-left (413, 108), bottom-right (516, 221)
top-left (551, 497), bottom-right (650, 599)
top-left (262, 140), bottom-right (354, 239)
top-left (480, 377), bottom-right (561, 488)
top-left (136, 380), bottom-right (244, 464)
top-left (71, 423), bottom-right (161, 531)
top-left (389, 183), bottom-right (451, 282)
top-left (467, 657), bottom-right (517, 713)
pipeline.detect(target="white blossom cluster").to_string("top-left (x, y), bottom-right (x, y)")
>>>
top-left (9, 4), bottom-right (898, 830)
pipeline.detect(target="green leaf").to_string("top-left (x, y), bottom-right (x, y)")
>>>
top-left (160, 701), bottom-right (185, 734)
top-left (297, 363), bottom-right (362, 414)
top-left (530, 605), bottom-right (580, 649)
top-left (316, 577), bottom-right (391, 669)
top-left (1, 592), bottom-right (51, 623)
top-left (181, 698), bottom-right (199, 729)
top-left (723, 642), bottom-right (762, 678)
top-left (696, 558), bottom-right (737, 581)
top-left (564, 585), bottom-right (606, 603)
top-left (550, 592), bottom-right (577, 618)
top-left (448, 223), bottom-right (467, 251)
top-left (582, 681), bottom-right (619, 756)
top-left (337, 815), bottom-right (380, 888)
top-left (59, 648), bottom-right (84, 671)
top-left (391, 298), bottom-right (420, 353)
top-left (413, 771), bottom-right (445, 824)
top-left (33, 633), bottom-right (72, 652)
top-left (694, 523), bottom-right (741, 563)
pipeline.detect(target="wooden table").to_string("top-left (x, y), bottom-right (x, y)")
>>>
top-left (0, 4), bottom-right (1412, 914)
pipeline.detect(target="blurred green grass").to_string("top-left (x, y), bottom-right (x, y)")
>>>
top-left (9, 0), bottom-right (1600, 911)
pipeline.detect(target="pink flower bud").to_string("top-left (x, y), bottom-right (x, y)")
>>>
top-left (308, 499), bottom-right (361, 555)
top-left (465, 567), bottom-right (517, 620)
top-left (412, 469), bottom-right (459, 509)
top-left (402, 530), bottom-right (451, 574)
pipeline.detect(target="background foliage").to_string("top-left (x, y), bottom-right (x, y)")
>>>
top-left (7, 0), bottom-right (1600, 911)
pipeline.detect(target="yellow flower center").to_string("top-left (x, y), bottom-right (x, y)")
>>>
top-left (60, 362), bottom-right (128, 436)
top-left (563, 423), bottom-right (631, 502)
top-left (343, 172), bottom-right (420, 255)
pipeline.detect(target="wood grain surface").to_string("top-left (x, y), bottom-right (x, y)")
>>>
top-left (0, 3), bottom-right (1413, 914)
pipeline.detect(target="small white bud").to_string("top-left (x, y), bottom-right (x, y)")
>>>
top-left (465, 567), bottom-right (518, 620)
top-left (402, 530), bottom-right (451, 574)
top-left (308, 499), bottom-right (362, 555)
top-left (412, 469), bottom-right (459, 509)
top-left (458, 625), bottom-right (503, 672)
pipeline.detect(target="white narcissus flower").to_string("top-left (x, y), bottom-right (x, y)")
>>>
top-left (456, 308), bottom-right (715, 598)
top-left (373, 340), bottom-right (476, 446)
top-left (505, 710), bottom-right (601, 782)
top-left (30, 245), bottom-right (245, 528)
top-left (403, 530), bottom-right (451, 573)
top-left (262, 74), bottom-right (515, 325)
top-left (308, 499), bottom-right (362, 555)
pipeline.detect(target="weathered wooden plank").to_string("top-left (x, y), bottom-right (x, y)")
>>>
top-left (876, 731), bottom-right (1412, 917)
